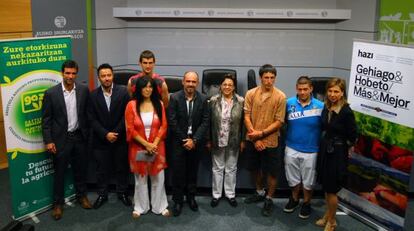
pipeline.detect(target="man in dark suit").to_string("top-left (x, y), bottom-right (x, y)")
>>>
top-left (168, 71), bottom-right (209, 217)
top-left (87, 63), bottom-right (131, 209)
top-left (42, 60), bottom-right (92, 220)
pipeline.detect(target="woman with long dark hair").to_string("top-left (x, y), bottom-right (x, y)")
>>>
top-left (125, 75), bottom-right (169, 218)
top-left (316, 78), bottom-right (357, 231)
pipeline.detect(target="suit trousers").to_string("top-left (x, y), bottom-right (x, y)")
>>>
top-left (171, 142), bottom-right (201, 204)
top-left (52, 133), bottom-right (88, 205)
top-left (93, 142), bottom-right (129, 196)
top-left (133, 170), bottom-right (168, 214)
top-left (211, 146), bottom-right (239, 199)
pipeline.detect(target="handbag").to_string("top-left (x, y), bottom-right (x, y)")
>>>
top-left (135, 150), bottom-right (156, 162)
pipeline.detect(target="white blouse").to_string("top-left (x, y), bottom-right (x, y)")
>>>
top-left (140, 111), bottom-right (153, 139)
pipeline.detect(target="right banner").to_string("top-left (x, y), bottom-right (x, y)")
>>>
top-left (339, 40), bottom-right (414, 231)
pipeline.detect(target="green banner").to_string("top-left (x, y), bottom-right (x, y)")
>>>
top-left (378, 0), bottom-right (414, 45)
top-left (0, 36), bottom-right (75, 219)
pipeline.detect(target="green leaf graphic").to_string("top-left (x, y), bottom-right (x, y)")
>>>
top-left (32, 102), bottom-right (39, 109)
top-left (3, 76), bottom-right (11, 83)
top-left (11, 151), bottom-right (18, 160)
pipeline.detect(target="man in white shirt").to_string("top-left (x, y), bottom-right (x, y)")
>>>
top-left (42, 60), bottom-right (92, 220)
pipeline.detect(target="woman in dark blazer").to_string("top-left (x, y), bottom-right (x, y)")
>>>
top-left (316, 78), bottom-right (357, 231)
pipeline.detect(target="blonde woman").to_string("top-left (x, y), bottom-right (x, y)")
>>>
top-left (316, 78), bottom-right (357, 231)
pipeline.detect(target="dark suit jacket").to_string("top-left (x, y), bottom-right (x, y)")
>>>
top-left (42, 82), bottom-right (90, 152)
top-left (168, 90), bottom-right (210, 144)
top-left (87, 84), bottom-right (130, 148)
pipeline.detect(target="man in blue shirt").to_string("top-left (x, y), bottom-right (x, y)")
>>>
top-left (283, 76), bottom-right (323, 219)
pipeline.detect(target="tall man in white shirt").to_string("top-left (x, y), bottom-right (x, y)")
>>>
top-left (42, 60), bottom-right (92, 220)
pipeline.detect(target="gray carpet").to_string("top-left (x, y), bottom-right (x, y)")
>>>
top-left (0, 168), bottom-right (374, 231)
top-left (21, 195), bottom-right (372, 231)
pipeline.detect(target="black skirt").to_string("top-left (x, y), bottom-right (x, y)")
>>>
top-left (317, 137), bottom-right (348, 193)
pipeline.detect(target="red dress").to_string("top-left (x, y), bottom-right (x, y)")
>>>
top-left (125, 100), bottom-right (167, 176)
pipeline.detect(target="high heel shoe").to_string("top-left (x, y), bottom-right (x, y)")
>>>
top-left (324, 220), bottom-right (337, 231)
top-left (161, 209), bottom-right (171, 217)
top-left (315, 215), bottom-right (327, 227)
top-left (132, 210), bottom-right (141, 219)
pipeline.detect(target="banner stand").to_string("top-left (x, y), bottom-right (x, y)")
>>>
top-left (341, 39), bottom-right (414, 231)
top-left (0, 36), bottom-right (76, 220)
top-left (13, 195), bottom-right (76, 222)
top-left (339, 203), bottom-right (389, 231)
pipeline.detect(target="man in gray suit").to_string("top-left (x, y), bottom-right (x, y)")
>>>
top-left (42, 60), bottom-right (92, 220)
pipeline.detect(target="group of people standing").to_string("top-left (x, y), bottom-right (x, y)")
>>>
top-left (41, 50), bottom-right (357, 231)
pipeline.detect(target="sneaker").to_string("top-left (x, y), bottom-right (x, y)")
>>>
top-left (261, 198), bottom-right (274, 217)
top-left (283, 197), bottom-right (299, 213)
top-left (299, 202), bottom-right (311, 219)
top-left (244, 192), bottom-right (265, 204)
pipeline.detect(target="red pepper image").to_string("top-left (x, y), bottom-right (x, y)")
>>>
top-left (388, 146), bottom-right (413, 173)
top-left (370, 139), bottom-right (388, 161)
top-left (390, 156), bottom-right (413, 173)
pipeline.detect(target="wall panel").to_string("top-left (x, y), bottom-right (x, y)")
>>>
top-left (0, 0), bottom-right (33, 169)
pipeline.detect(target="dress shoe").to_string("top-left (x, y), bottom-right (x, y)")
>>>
top-left (93, 195), bottom-right (108, 209)
top-left (52, 205), bottom-right (63, 220)
top-left (78, 196), bottom-right (92, 209)
top-left (172, 202), bottom-right (183, 217)
top-left (227, 197), bottom-right (238, 207)
top-left (118, 194), bottom-right (132, 207)
top-left (188, 197), bottom-right (198, 211)
top-left (210, 198), bottom-right (220, 207)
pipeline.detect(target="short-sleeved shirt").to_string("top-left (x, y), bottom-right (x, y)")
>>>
top-left (285, 96), bottom-right (323, 153)
top-left (244, 86), bottom-right (286, 148)
top-left (130, 72), bottom-right (165, 96)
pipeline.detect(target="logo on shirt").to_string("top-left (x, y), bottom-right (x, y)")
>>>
top-left (288, 108), bottom-right (322, 120)
top-left (289, 105), bottom-right (296, 112)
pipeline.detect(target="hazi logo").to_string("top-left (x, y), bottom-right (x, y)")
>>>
top-left (358, 49), bottom-right (373, 59)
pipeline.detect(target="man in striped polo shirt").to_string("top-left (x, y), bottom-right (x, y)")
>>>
top-left (283, 76), bottom-right (324, 219)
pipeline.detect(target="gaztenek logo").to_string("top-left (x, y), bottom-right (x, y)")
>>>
top-left (358, 49), bottom-right (373, 59)
top-left (54, 16), bottom-right (66, 28)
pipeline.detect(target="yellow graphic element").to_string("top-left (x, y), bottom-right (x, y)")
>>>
top-left (21, 89), bottom-right (45, 113)
top-left (3, 76), bottom-right (11, 83)
top-left (0, 69), bottom-right (61, 87)
top-left (11, 151), bottom-right (18, 160)
top-left (8, 148), bottom-right (45, 155)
